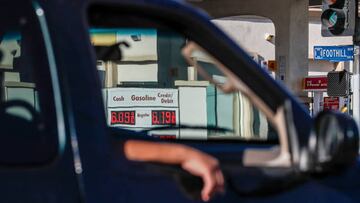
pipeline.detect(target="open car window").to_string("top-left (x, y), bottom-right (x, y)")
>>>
top-left (88, 9), bottom-right (279, 143)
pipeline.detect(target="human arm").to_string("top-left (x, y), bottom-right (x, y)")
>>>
top-left (124, 140), bottom-right (225, 202)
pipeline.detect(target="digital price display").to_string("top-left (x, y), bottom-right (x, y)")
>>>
top-left (110, 111), bottom-right (135, 125)
top-left (152, 135), bottom-right (177, 140)
top-left (152, 110), bottom-right (176, 125)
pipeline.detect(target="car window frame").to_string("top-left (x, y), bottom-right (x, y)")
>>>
top-left (84, 1), bottom-right (311, 168)
top-left (86, 3), bottom-right (284, 137)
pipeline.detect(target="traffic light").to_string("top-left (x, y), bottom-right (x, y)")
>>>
top-left (321, 0), bottom-right (356, 37)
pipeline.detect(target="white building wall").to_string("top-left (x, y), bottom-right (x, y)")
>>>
top-left (213, 16), bottom-right (352, 73)
top-left (213, 18), bottom-right (275, 61)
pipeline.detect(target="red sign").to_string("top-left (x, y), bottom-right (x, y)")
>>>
top-left (303, 76), bottom-right (328, 91)
top-left (323, 97), bottom-right (339, 111)
top-left (268, 60), bottom-right (277, 72)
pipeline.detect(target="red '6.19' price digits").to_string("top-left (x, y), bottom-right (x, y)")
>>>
top-left (152, 110), bottom-right (176, 125)
top-left (111, 111), bottom-right (135, 125)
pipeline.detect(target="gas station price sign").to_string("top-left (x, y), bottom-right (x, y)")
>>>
top-left (152, 110), bottom-right (176, 125)
top-left (106, 88), bottom-right (179, 128)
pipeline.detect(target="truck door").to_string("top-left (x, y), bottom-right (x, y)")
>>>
top-left (36, 0), bottom-right (360, 203)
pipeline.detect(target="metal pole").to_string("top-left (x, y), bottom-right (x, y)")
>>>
top-left (353, 46), bottom-right (360, 123)
top-left (352, 0), bottom-right (360, 125)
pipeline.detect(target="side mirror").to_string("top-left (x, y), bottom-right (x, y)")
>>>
top-left (308, 111), bottom-right (359, 174)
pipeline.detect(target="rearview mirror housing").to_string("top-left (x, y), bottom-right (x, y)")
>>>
top-left (308, 111), bottom-right (359, 174)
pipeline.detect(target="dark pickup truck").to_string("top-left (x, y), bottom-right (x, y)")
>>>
top-left (0, 0), bottom-right (359, 202)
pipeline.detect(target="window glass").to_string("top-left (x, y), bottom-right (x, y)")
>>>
top-left (88, 15), bottom-right (278, 142)
top-left (213, 16), bottom-right (275, 78)
top-left (0, 3), bottom-right (59, 164)
top-left (0, 32), bottom-right (39, 118)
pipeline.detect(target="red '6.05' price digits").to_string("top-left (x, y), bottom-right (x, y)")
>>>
top-left (111, 111), bottom-right (135, 125)
top-left (152, 110), bottom-right (176, 125)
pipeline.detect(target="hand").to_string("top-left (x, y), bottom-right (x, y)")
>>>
top-left (181, 148), bottom-right (225, 202)
top-left (123, 140), bottom-right (225, 201)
